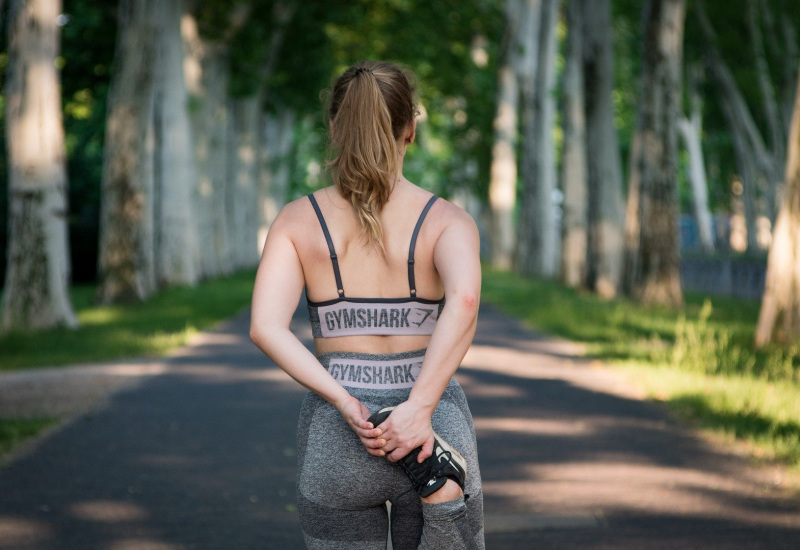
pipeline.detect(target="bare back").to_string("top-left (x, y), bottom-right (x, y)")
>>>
top-left (290, 181), bottom-right (449, 356)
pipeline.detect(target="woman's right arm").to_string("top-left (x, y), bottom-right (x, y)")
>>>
top-left (249, 202), bottom-right (385, 456)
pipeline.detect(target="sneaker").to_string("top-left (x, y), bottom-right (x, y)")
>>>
top-left (368, 406), bottom-right (467, 498)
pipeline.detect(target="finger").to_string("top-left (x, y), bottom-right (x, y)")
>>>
top-left (350, 417), bottom-right (371, 430)
top-left (354, 426), bottom-right (383, 439)
top-left (417, 438), bottom-right (434, 463)
top-left (384, 447), bottom-right (405, 464)
top-left (361, 437), bottom-right (386, 449)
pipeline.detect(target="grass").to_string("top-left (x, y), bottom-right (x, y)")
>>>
top-left (0, 269), bottom-right (256, 370)
top-left (481, 268), bottom-right (800, 478)
top-left (0, 270), bottom-right (256, 455)
top-left (0, 417), bottom-right (59, 458)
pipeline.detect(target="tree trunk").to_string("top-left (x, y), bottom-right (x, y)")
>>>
top-left (759, 0), bottom-right (798, 135)
top-left (516, 0), bottom-right (560, 277)
top-left (258, 108), bottom-right (295, 252)
top-left (778, 19), bottom-right (798, 135)
top-left (623, 0), bottom-right (686, 307)
top-left (487, 0), bottom-right (521, 269)
top-left (559, 0), bottom-right (588, 287)
top-left (153, 0), bottom-right (199, 287)
top-left (183, 13), bottom-right (233, 279)
top-left (532, 0), bottom-right (559, 276)
top-left (97, 0), bottom-right (160, 303)
top-left (228, 97), bottom-right (261, 270)
top-left (582, 0), bottom-right (625, 298)
top-left (746, 0), bottom-right (784, 219)
top-left (695, 1), bottom-right (783, 238)
top-left (755, 65), bottom-right (800, 347)
top-left (678, 66), bottom-right (715, 252)
top-left (512, 0), bottom-right (540, 274)
top-left (1, 0), bottom-right (78, 330)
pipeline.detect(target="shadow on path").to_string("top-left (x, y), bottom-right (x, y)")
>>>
top-left (0, 303), bottom-right (798, 549)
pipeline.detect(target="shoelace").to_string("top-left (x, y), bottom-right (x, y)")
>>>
top-left (391, 447), bottom-right (455, 507)
top-left (404, 448), bottom-right (452, 484)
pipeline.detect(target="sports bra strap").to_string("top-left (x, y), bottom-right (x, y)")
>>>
top-left (308, 194), bottom-right (345, 297)
top-left (408, 195), bottom-right (439, 297)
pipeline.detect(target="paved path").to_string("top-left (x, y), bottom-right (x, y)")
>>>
top-left (1, 304), bottom-right (799, 549)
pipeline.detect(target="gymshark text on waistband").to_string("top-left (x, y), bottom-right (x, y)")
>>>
top-left (326, 356), bottom-right (423, 389)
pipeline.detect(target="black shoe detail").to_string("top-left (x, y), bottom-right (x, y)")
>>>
top-left (368, 407), bottom-right (467, 498)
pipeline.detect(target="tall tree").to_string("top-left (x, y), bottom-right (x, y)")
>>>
top-left (755, 64), bottom-right (800, 346)
top-left (182, 6), bottom-right (235, 279)
top-left (559, 0), bottom-right (588, 287)
top-left (258, 108), bottom-right (295, 250)
top-left (153, 0), bottom-right (199, 286)
top-left (227, 1), bottom-right (295, 270)
top-left (1, 0), bottom-right (78, 330)
top-left (694, 0), bottom-right (784, 249)
top-left (582, 0), bottom-right (625, 298)
top-left (678, 66), bottom-right (715, 252)
top-left (516, 0), bottom-right (559, 277)
top-left (623, 0), bottom-right (686, 307)
top-left (97, 0), bottom-right (161, 303)
top-left (487, 0), bottom-right (522, 269)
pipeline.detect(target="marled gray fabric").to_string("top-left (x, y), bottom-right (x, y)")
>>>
top-left (295, 351), bottom-right (484, 549)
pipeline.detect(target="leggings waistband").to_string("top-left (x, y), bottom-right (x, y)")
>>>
top-left (317, 349), bottom-right (426, 390)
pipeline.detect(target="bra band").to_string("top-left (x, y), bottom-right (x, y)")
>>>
top-left (408, 195), bottom-right (438, 297)
top-left (308, 194), bottom-right (345, 297)
top-left (308, 193), bottom-right (438, 298)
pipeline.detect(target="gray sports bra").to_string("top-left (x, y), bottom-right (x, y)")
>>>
top-left (306, 193), bottom-right (445, 339)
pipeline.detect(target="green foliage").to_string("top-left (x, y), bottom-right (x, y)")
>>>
top-left (627, 365), bottom-right (800, 470)
top-left (482, 268), bottom-right (800, 473)
top-left (274, 0), bottom-right (504, 197)
top-left (0, 270), bottom-right (256, 370)
top-left (656, 299), bottom-right (756, 376)
top-left (649, 298), bottom-right (799, 381)
top-left (0, 417), bottom-right (58, 458)
top-left (0, 0), bottom-right (117, 285)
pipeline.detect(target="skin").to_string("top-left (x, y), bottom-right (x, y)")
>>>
top-left (250, 122), bottom-right (481, 504)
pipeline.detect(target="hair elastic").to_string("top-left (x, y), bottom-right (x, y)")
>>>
top-left (354, 67), bottom-right (371, 76)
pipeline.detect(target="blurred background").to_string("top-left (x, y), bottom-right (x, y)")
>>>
top-left (1, 0), bottom-right (799, 343)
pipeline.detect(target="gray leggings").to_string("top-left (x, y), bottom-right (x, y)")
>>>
top-left (296, 351), bottom-right (485, 549)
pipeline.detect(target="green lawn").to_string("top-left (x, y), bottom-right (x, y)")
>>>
top-left (3, 267), bottom-right (799, 480)
top-left (0, 270), bottom-right (257, 456)
top-left (481, 268), bottom-right (800, 478)
top-left (0, 417), bottom-right (59, 460)
top-left (0, 269), bottom-right (256, 370)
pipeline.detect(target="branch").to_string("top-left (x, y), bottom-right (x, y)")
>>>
top-left (259, 1), bottom-right (297, 84)
top-left (746, 0), bottom-right (784, 155)
top-left (694, 0), bottom-right (774, 177)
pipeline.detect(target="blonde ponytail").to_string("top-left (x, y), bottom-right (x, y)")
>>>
top-left (325, 61), bottom-right (417, 251)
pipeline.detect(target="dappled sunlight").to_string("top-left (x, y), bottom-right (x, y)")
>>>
top-left (455, 372), bottom-right (527, 398)
top-left (179, 330), bottom-right (243, 348)
top-left (79, 307), bottom-right (125, 325)
top-left (0, 516), bottom-right (53, 546)
top-left (107, 539), bottom-right (184, 550)
top-left (463, 344), bottom-right (645, 400)
top-left (0, 362), bottom-right (164, 417)
top-left (474, 416), bottom-right (592, 436)
top-left (483, 460), bottom-right (799, 528)
top-left (69, 500), bottom-right (149, 523)
top-left (160, 362), bottom-right (298, 385)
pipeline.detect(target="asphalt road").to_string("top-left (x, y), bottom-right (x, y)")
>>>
top-left (0, 303), bottom-right (798, 549)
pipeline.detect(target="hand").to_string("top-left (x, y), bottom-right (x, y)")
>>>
top-left (373, 400), bottom-right (435, 464)
top-left (336, 395), bottom-right (387, 457)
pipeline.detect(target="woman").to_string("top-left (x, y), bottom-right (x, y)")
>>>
top-left (250, 60), bottom-right (484, 549)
